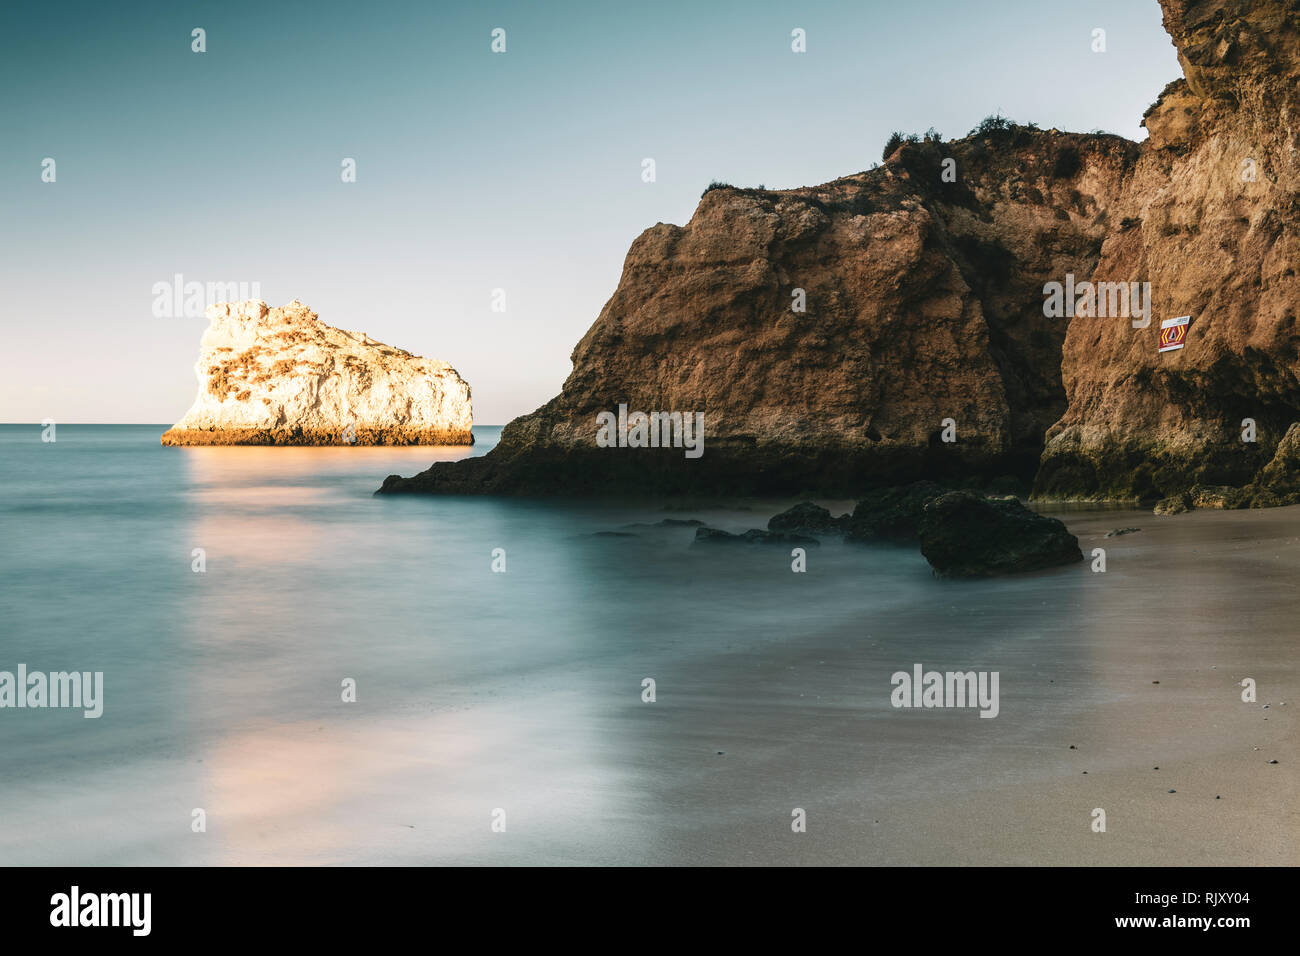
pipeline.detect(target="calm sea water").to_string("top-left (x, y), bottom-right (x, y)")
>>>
top-left (1, 424), bottom-right (1292, 865)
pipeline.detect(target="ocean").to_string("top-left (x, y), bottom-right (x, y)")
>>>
top-left (0, 424), bottom-right (1294, 865)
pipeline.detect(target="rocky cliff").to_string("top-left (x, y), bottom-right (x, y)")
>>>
top-left (381, 0), bottom-right (1300, 501)
top-left (162, 299), bottom-right (472, 446)
top-left (1036, 0), bottom-right (1300, 505)
top-left (381, 132), bottom-right (1137, 495)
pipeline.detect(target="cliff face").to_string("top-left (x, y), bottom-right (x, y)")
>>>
top-left (383, 133), bottom-right (1137, 495)
top-left (1036, 0), bottom-right (1300, 503)
top-left (162, 299), bottom-right (472, 446)
top-left (382, 0), bottom-right (1300, 500)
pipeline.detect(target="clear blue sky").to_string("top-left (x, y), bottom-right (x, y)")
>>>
top-left (0, 0), bottom-right (1181, 424)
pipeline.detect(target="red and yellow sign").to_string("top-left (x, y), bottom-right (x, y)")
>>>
top-left (1159, 316), bottom-right (1189, 353)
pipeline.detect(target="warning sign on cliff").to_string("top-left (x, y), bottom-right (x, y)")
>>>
top-left (1159, 315), bottom-right (1190, 353)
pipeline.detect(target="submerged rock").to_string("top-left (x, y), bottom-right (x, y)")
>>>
top-left (844, 482), bottom-right (947, 542)
top-left (767, 501), bottom-right (850, 535)
top-left (163, 300), bottom-right (472, 446)
top-left (693, 527), bottom-right (820, 546)
top-left (917, 491), bottom-right (1083, 577)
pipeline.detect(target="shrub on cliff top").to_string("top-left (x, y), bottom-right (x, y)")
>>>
top-left (882, 131), bottom-right (920, 161)
top-left (701, 180), bottom-right (734, 197)
top-left (969, 112), bottom-right (1013, 136)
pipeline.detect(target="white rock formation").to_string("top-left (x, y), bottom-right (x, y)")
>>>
top-left (162, 299), bottom-right (473, 445)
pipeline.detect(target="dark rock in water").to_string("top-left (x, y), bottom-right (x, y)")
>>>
top-left (743, 528), bottom-right (819, 546)
top-left (1105, 527), bottom-right (1142, 537)
top-left (694, 527), bottom-right (820, 546)
top-left (619, 518), bottom-right (705, 530)
top-left (589, 531), bottom-right (638, 537)
top-left (767, 501), bottom-right (850, 535)
top-left (845, 481), bottom-right (946, 542)
top-left (917, 491), bottom-right (1082, 577)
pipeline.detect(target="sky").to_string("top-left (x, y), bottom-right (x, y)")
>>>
top-left (0, 0), bottom-right (1182, 425)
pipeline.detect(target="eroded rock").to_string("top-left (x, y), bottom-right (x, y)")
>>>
top-left (379, 131), bottom-right (1137, 495)
top-left (1035, 0), bottom-right (1300, 504)
top-left (767, 502), bottom-right (851, 535)
top-left (163, 300), bottom-right (472, 446)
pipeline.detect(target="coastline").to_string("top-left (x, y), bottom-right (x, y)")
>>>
top-left (161, 426), bottom-right (475, 447)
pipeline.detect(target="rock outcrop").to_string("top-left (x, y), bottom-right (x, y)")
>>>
top-left (917, 492), bottom-right (1082, 578)
top-left (767, 501), bottom-right (851, 535)
top-left (162, 300), bottom-right (472, 446)
top-left (380, 130), bottom-right (1137, 495)
top-left (382, 0), bottom-right (1300, 503)
top-left (725, 490), bottom-right (1083, 577)
top-left (844, 481), bottom-right (950, 542)
top-left (1035, 0), bottom-right (1300, 504)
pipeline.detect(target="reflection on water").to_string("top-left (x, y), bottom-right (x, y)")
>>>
top-left (0, 425), bottom-right (1295, 865)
